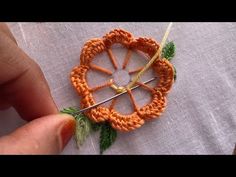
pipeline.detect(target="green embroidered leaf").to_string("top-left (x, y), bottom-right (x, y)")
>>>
top-left (162, 41), bottom-right (175, 61)
top-left (74, 114), bottom-right (91, 147)
top-left (173, 66), bottom-right (177, 81)
top-left (99, 122), bottom-right (117, 154)
top-left (61, 107), bottom-right (91, 147)
top-left (61, 107), bottom-right (104, 148)
top-left (60, 107), bottom-right (78, 117)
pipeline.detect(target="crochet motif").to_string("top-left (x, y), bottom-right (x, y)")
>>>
top-left (70, 29), bottom-right (174, 132)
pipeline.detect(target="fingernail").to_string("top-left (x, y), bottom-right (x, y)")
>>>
top-left (59, 115), bottom-right (76, 149)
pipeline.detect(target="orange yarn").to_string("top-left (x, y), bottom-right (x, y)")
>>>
top-left (70, 29), bottom-right (174, 132)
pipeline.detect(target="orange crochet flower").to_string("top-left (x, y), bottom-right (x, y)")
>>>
top-left (70, 29), bottom-right (174, 132)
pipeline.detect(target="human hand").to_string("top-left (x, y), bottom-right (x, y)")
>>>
top-left (0, 23), bottom-right (75, 154)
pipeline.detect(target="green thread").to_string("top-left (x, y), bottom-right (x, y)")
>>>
top-left (162, 41), bottom-right (177, 81)
top-left (61, 107), bottom-right (92, 147)
top-left (173, 66), bottom-right (177, 81)
top-left (60, 107), bottom-right (78, 117)
top-left (74, 114), bottom-right (91, 147)
top-left (162, 41), bottom-right (175, 61)
top-left (99, 122), bottom-right (117, 154)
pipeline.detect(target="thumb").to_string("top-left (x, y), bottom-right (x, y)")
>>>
top-left (0, 114), bottom-right (75, 154)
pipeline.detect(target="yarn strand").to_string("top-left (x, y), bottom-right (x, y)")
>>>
top-left (107, 49), bottom-right (118, 70)
top-left (127, 22), bottom-right (173, 89)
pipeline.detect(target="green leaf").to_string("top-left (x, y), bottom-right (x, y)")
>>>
top-left (74, 114), bottom-right (91, 147)
top-left (61, 107), bottom-right (91, 147)
top-left (99, 122), bottom-right (117, 154)
top-left (162, 41), bottom-right (175, 61)
top-left (61, 107), bottom-right (104, 148)
top-left (173, 66), bottom-right (177, 81)
top-left (60, 107), bottom-right (78, 117)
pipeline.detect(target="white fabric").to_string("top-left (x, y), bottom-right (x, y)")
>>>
top-left (0, 22), bottom-right (235, 154)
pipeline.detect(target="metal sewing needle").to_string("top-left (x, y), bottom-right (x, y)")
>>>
top-left (77, 76), bottom-right (157, 113)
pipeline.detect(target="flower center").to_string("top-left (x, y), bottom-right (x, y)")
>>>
top-left (112, 69), bottom-right (130, 87)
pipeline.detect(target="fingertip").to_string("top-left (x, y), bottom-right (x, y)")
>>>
top-left (44, 113), bottom-right (76, 152)
top-left (57, 114), bottom-right (76, 150)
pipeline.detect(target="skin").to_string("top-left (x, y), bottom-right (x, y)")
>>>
top-left (0, 23), bottom-right (76, 154)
